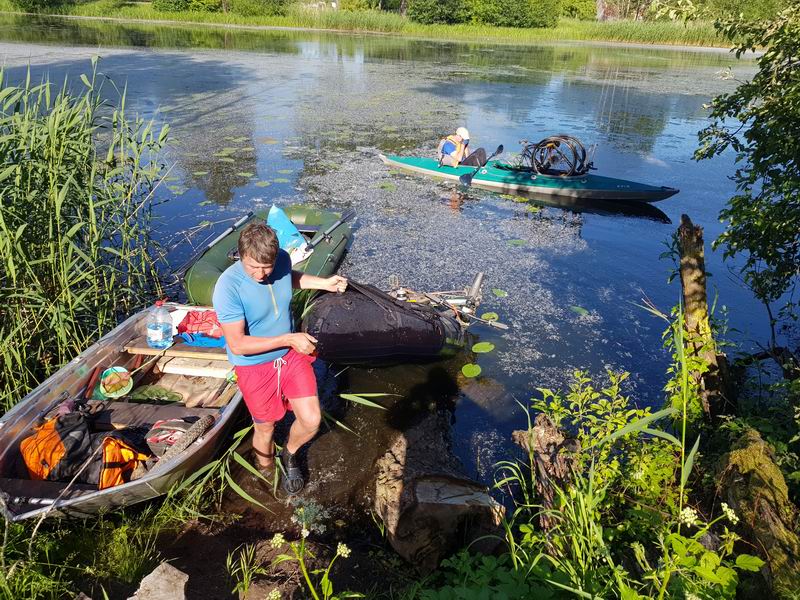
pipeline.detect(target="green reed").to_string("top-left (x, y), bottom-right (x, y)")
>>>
top-left (0, 60), bottom-right (167, 413)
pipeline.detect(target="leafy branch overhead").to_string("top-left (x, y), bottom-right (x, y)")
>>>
top-left (696, 3), bottom-right (800, 307)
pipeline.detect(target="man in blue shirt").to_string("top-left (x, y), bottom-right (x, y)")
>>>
top-left (213, 221), bottom-right (347, 495)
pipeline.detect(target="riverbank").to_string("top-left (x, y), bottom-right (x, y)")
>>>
top-left (0, 1), bottom-right (723, 47)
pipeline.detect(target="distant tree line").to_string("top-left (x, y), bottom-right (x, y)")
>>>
top-left (8, 0), bottom-right (791, 28)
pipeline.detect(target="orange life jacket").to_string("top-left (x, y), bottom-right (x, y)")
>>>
top-left (20, 413), bottom-right (149, 489)
top-left (439, 134), bottom-right (467, 166)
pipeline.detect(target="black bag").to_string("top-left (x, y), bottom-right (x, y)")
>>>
top-left (301, 281), bottom-right (459, 364)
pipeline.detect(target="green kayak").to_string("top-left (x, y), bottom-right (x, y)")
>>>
top-left (380, 154), bottom-right (678, 202)
top-left (181, 205), bottom-right (352, 306)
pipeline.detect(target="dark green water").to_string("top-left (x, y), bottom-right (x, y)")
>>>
top-left (0, 14), bottom-right (761, 481)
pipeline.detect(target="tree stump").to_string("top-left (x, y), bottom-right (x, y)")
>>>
top-left (374, 409), bottom-right (504, 572)
top-left (716, 428), bottom-right (800, 598)
top-left (677, 214), bottom-right (732, 417)
top-left (511, 414), bottom-right (579, 531)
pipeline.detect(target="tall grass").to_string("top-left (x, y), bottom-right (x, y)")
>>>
top-left (0, 0), bottom-right (723, 46)
top-left (0, 61), bottom-right (167, 413)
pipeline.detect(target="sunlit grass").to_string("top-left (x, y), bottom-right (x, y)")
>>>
top-left (0, 0), bottom-right (723, 46)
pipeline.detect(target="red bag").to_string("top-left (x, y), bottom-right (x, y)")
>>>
top-left (177, 310), bottom-right (223, 338)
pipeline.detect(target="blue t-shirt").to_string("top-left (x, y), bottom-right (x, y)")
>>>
top-left (212, 250), bottom-right (293, 366)
top-left (441, 140), bottom-right (457, 156)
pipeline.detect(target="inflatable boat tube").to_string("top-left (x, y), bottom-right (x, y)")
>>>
top-left (301, 281), bottom-right (466, 364)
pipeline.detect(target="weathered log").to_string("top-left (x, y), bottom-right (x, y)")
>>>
top-left (511, 413), bottom-right (580, 530)
top-left (374, 408), bottom-right (504, 572)
top-left (716, 428), bottom-right (800, 598)
top-left (676, 214), bottom-right (733, 417)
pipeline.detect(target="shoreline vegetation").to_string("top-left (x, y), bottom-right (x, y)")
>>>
top-left (0, 1), bottom-right (725, 47)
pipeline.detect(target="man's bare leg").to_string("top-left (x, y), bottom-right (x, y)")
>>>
top-left (252, 420), bottom-right (276, 469)
top-left (285, 395), bottom-right (321, 454)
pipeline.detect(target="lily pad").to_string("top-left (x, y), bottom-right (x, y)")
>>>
top-left (255, 181), bottom-right (272, 187)
top-left (192, 171), bottom-right (209, 176)
top-left (198, 220), bottom-right (212, 227)
top-left (274, 177), bottom-right (290, 183)
top-left (461, 363), bottom-right (482, 378)
top-left (472, 342), bottom-right (495, 353)
top-left (259, 137), bottom-right (279, 145)
top-left (236, 172), bottom-right (254, 177)
top-left (222, 147), bottom-right (238, 153)
top-left (570, 305), bottom-right (589, 316)
top-left (277, 169), bottom-right (293, 174)
top-left (219, 157), bottom-right (235, 163)
top-left (480, 312), bottom-right (499, 321)
top-left (198, 200), bottom-right (212, 206)
top-left (378, 182), bottom-right (396, 191)
top-left (492, 288), bottom-right (508, 298)
top-left (527, 205), bottom-right (541, 213)
top-left (508, 239), bottom-right (526, 247)
top-left (242, 146), bottom-right (255, 151)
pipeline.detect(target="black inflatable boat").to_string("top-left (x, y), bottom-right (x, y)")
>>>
top-left (301, 274), bottom-right (502, 364)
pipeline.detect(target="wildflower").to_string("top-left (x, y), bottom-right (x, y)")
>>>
top-left (267, 590), bottom-right (281, 600)
top-left (721, 502), bottom-right (740, 525)
top-left (301, 527), bottom-right (310, 539)
top-left (679, 507), bottom-right (699, 527)
top-left (270, 533), bottom-right (286, 549)
top-left (337, 543), bottom-right (351, 558)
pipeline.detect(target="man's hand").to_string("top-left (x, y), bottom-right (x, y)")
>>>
top-left (287, 332), bottom-right (317, 355)
top-left (322, 275), bottom-right (348, 294)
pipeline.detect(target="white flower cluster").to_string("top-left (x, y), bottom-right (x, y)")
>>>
top-left (267, 589), bottom-right (281, 600)
top-left (337, 543), bottom-right (351, 558)
top-left (270, 533), bottom-right (286, 549)
top-left (721, 502), bottom-right (739, 525)
top-left (301, 528), bottom-right (310, 539)
top-left (679, 506), bottom-right (699, 527)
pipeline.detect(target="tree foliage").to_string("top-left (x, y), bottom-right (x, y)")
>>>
top-left (696, 2), bottom-right (800, 307)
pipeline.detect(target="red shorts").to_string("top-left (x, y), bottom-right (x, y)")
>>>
top-left (234, 349), bottom-right (318, 423)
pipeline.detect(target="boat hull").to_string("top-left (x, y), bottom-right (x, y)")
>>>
top-left (0, 305), bottom-right (243, 522)
top-left (380, 154), bottom-right (678, 203)
top-left (183, 205), bottom-right (352, 306)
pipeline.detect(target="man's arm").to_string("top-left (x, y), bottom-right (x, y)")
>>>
top-left (291, 272), bottom-right (348, 293)
top-left (220, 320), bottom-right (316, 356)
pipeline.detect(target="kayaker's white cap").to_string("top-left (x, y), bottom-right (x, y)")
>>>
top-left (456, 127), bottom-right (470, 140)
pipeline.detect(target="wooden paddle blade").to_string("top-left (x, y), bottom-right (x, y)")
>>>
top-left (496, 144), bottom-right (504, 155)
top-left (459, 173), bottom-right (473, 186)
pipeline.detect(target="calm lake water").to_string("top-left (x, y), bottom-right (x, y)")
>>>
top-left (0, 15), bottom-right (762, 482)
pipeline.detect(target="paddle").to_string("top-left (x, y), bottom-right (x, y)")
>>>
top-left (459, 144), bottom-right (504, 187)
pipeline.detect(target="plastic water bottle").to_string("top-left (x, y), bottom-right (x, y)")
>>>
top-left (146, 300), bottom-right (174, 350)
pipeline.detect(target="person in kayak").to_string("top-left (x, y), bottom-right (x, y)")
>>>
top-left (213, 221), bottom-right (347, 495)
top-left (438, 127), bottom-right (487, 167)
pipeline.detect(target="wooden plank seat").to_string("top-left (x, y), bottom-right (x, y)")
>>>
top-left (89, 401), bottom-right (220, 430)
top-left (156, 356), bottom-right (233, 379)
top-left (124, 336), bottom-right (229, 361)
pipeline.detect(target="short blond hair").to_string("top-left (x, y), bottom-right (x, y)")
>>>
top-left (238, 222), bottom-right (278, 264)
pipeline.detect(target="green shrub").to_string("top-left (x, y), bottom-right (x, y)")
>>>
top-left (9, 0), bottom-right (67, 11)
top-left (471, 0), bottom-right (561, 27)
top-left (152, 0), bottom-right (189, 10)
top-left (561, 0), bottom-right (594, 18)
top-left (338, 0), bottom-right (380, 10)
top-left (406, 0), bottom-right (471, 24)
top-left (226, 0), bottom-right (288, 16)
top-left (188, 0), bottom-right (223, 11)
